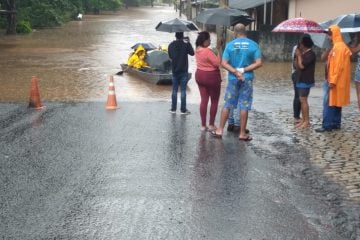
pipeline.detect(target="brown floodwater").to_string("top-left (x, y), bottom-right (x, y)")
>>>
top-left (0, 6), bottom-right (355, 104)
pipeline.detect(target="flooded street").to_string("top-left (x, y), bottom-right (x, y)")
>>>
top-left (0, 101), bottom-right (351, 240)
top-left (1, 5), bottom-right (360, 239)
top-left (0, 5), bottom-right (330, 105)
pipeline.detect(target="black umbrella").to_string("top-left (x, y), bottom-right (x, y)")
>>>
top-left (309, 21), bottom-right (351, 49)
top-left (131, 42), bottom-right (157, 51)
top-left (155, 18), bottom-right (199, 33)
top-left (321, 13), bottom-right (360, 33)
top-left (195, 8), bottom-right (253, 26)
top-left (147, 50), bottom-right (171, 72)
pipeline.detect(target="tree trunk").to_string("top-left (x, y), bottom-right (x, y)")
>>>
top-left (186, 0), bottom-right (191, 20)
top-left (5, 0), bottom-right (16, 34)
top-left (218, 0), bottom-right (228, 55)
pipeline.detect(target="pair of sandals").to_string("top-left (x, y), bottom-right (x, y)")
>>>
top-left (201, 126), bottom-right (217, 132)
top-left (211, 130), bottom-right (252, 141)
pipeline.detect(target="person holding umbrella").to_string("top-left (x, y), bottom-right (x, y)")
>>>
top-left (294, 34), bottom-right (316, 129)
top-left (291, 43), bottom-right (302, 124)
top-left (350, 32), bottom-right (360, 110)
top-left (168, 32), bottom-right (195, 114)
top-left (211, 23), bottom-right (262, 141)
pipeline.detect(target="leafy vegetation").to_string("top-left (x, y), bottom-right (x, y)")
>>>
top-left (0, 0), bottom-right (157, 32)
top-left (16, 20), bottom-right (31, 33)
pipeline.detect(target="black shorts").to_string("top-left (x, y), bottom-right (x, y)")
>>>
top-left (297, 88), bottom-right (310, 97)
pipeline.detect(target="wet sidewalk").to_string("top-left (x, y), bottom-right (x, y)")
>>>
top-left (0, 101), bottom-right (351, 239)
top-left (253, 85), bottom-right (360, 240)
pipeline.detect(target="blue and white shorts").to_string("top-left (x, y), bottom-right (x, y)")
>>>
top-left (224, 79), bottom-right (253, 111)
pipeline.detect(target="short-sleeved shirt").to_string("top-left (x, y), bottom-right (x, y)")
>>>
top-left (195, 47), bottom-right (220, 72)
top-left (296, 49), bottom-right (316, 85)
top-left (222, 37), bottom-right (262, 83)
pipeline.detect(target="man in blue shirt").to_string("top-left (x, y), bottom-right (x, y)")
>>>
top-left (212, 23), bottom-right (262, 141)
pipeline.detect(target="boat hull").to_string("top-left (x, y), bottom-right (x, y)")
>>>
top-left (120, 64), bottom-right (191, 85)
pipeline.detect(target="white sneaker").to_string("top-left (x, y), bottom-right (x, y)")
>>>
top-left (169, 109), bottom-right (176, 114)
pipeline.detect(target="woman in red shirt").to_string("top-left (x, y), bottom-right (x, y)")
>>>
top-left (195, 31), bottom-right (222, 131)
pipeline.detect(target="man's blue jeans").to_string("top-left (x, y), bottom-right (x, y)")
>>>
top-left (171, 72), bottom-right (188, 112)
top-left (322, 80), bottom-right (342, 129)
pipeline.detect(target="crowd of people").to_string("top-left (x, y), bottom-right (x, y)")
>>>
top-left (167, 23), bottom-right (262, 141)
top-left (164, 23), bottom-right (360, 140)
top-left (291, 26), bottom-right (360, 132)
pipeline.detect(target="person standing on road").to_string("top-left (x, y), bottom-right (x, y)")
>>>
top-left (316, 25), bottom-right (352, 132)
top-left (294, 34), bottom-right (316, 129)
top-left (212, 23), bottom-right (262, 141)
top-left (195, 31), bottom-right (222, 131)
top-left (291, 43), bottom-right (302, 124)
top-left (168, 32), bottom-right (195, 114)
top-left (227, 105), bottom-right (241, 133)
top-left (350, 32), bottom-right (360, 110)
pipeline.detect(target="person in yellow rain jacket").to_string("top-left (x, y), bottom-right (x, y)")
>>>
top-left (127, 44), bottom-right (149, 70)
top-left (316, 25), bottom-right (352, 132)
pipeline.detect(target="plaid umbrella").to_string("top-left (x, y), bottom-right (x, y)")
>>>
top-left (321, 13), bottom-right (360, 33)
top-left (272, 17), bottom-right (325, 33)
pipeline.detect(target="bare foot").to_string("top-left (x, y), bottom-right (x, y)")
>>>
top-left (294, 118), bottom-right (302, 124)
top-left (295, 121), bottom-right (304, 128)
top-left (211, 130), bottom-right (223, 138)
top-left (297, 122), bottom-right (310, 129)
top-left (200, 126), bottom-right (207, 131)
top-left (208, 125), bottom-right (217, 132)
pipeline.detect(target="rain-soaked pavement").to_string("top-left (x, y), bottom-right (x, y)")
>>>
top-left (1, 4), bottom-right (360, 240)
top-left (0, 102), bottom-right (350, 239)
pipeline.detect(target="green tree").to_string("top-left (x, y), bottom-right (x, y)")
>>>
top-left (0, 0), bottom-right (16, 34)
top-left (1, 0), bottom-right (125, 33)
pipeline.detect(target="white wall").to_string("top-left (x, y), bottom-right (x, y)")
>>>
top-left (289, 0), bottom-right (359, 22)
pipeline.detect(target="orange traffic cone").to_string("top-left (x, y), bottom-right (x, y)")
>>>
top-left (28, 76), bottom-right (44, 109)
top-left (106, 75), bottom-right (118, 110)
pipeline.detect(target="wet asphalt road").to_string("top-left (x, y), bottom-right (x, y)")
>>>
top-left (0, 102), bottom-right (347, 239)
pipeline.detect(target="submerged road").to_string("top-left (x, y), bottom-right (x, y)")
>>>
top-left (0, 5), bottom-right (359, 240)
top-left (0, 102), bottom-right (348, 239)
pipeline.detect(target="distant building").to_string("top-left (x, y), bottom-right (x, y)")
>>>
top-left (192, 0), bottom-right (359, 61)
top-left (229, 0), bottom-right (359, 30)
top-left (229, 0), bottom-right (288, 30)
top-left (288, 0), bottom-right (359, 22)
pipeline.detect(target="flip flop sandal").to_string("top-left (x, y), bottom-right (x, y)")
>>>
top-left (207, 127), bottom-right (217, 132)
top-left (211, 131), bottom-right (222, 139)
top-left (239, 136), bottom-right (252, 141)
top-left (200, 126), bottom-right (208, 131)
